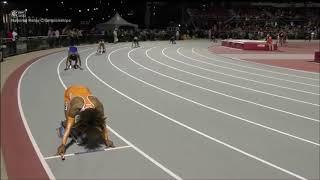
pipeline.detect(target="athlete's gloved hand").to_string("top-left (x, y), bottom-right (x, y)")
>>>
top-left (56, 144), bottom-right (66, 158)
top-left (105, 139), bottom-right (114, 148)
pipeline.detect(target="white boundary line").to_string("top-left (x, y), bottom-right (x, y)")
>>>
top-left (44, 145), bottom-right (131, 160)
top-left (158, 47), bottom-right (319, 107)
top-left (105, 124), bottom-right (182, 180)
top-left (191, 48), bottom-right (320, 81)
top-left (198, 47), bottom-right (320, 75)
top-left (56, 45), bottom-right (182, 180)
top-left (17, 47), bottom-right (94, 180)
top-left (175, 48), bottom-right (319, 87)
top-left (117, 48), bottom-right (319, 146)
top-left (57, 49), bottom-right (94, 88)
top-left (91, 47), bottom-right (308, 180)
top-left (176, 48), bottom-right (319, 95)
top-left (18, 55), bottom-right (58, 180)
top-left (82, 49), bottom-right (182, 180)
top-left (133, 47), bottom-right (319, 122)
top-left (56, 44), bottom-right (128, 88)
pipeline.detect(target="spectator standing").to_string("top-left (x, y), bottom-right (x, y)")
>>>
top-left (266, 34), bottom-right (274, 51)
top-left (74, 29), bottom-right (79, 45)
top-left (55, 29), bottom-right (60, 47)
top-left (27, 29), bottom-right (34, 37)
top-left (278, 31), bottom-right (285, 46)
top-left (12, 28), bottom-right (18, 54)
top-left (48, 27), bottom-right (55, 48)
top-left (113, 28), bottom-right (118, 43)
top-left (78, 30), bottom-right (83, 44)
top-left (311, 30), bottom-right (315, 40)
top-left (6, 30), bottom-right (13, 55)
top-left (68, 29), bottom-right (76, 46)
top-left (175, 29), bottom-right (180, 40)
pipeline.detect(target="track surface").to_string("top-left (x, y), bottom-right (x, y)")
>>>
top-left (18, 40), bottom-right (319, 179)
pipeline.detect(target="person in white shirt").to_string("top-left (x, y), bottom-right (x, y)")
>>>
top-left (12, 29), bottom-right (18, 53)
top-left (175, 29), bottom-right (180, 40)
top-left (12, 29), bottom-right (18, 42)
top-left (55, 29), bottom-right (60, 38)
top-left (55, 29), bottom-right (60, 47)
top-left (113, 28), bottom-right (118, 43)
top-left (48, 27), bottom-right (55, 47)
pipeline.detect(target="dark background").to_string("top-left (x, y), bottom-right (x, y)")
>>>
top-left (2, 0), bottom-right (317, 27)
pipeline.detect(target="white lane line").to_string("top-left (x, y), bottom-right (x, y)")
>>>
top-left (56, 45), bottom-right (181, 179)
top-left (57, 44), bottom-right (129, 87)
top-left (18, 55), bottom-right (63, 180)
top-left (176, 48), bottom-right (319, 95)
top-left (44, 145), bottom-right (131, 160)
top-left (218, 46), bottom-right (243, 50)
top-left (158, 47), bottom-right (319, 107)
top-left (84, 48), bottom-right (182, 180)
top-left (130, 47), bottom-right (319, 122)
top-left (105, 124), bottom-right (182, 180)
top-left (57, 44), bottom-right (128, 87)
top-left (16, 45), bottom-right (116, 180)
top-left (57, 48), bottom-right (95, 88)
top-left (192, 48), bottom-right (320, 81)
top-left (122, 48), bottom-right (319, 146)
top-left (17, 47), bottom-right (95, 180)
top-left (94, 47), bottom-right (308, 180)
top-left (175, 48), bottom-right (319, 88)
top-left (196, 48), bottom-right (320, 76)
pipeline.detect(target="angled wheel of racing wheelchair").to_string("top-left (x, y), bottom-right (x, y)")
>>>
top-left (57, 121), bottom-right (84, 145)
top-left (64, 64), bottom-right (83, 71)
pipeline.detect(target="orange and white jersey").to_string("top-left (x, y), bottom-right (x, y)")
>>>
top-left (64, 85), bottom-right (95, 112)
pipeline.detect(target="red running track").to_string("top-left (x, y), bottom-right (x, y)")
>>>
top-left (1, 51), bottom-right (62, 179)
top-left (208, 45), bottom-right (320, 72)
top-left (244, 59), bottom-right (320, 73)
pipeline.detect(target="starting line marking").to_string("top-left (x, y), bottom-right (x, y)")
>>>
top-left (44, 145), bottom-right (131, 160)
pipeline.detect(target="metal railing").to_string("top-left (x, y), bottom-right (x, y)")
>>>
top-left (1, 30), bottom-right (319, 61)
top-left (0, 34), bottom-right (107, 60)
top-left (0, 32), bottom-right (174, 60)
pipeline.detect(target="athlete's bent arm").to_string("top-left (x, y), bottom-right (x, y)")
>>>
top-left (94, 99), bottom-right (114, 147)
top-left (65, 57), bottom-right (71, 70)
top-left (57, 117), bottom-right (75, 157)
top-left (57, 99), bottom-right (80, 157)
top-left (102, 126), bottom-right (114, 147)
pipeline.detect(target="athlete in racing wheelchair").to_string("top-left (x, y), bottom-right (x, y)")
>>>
top-left (57, 85), bottom-right (114, 159)
top-left (97, 40), bottom-right (106, 54)
top-left (64, 46), bottom-right (83, 70)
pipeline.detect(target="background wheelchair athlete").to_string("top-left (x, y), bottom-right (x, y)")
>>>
top-left (65, 46), bottom-right (83, 70)
top-left (97, 40), bottom-right (106, 54)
